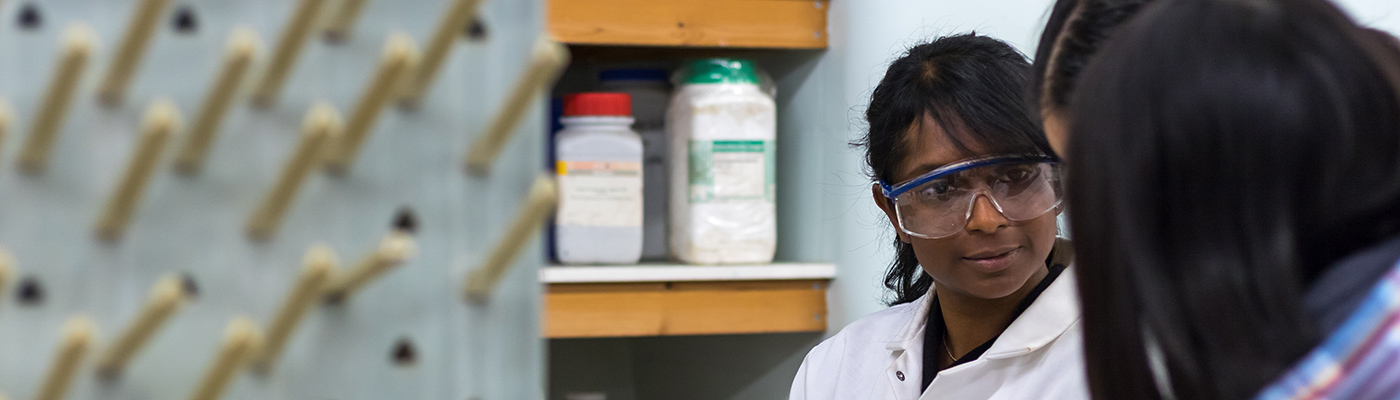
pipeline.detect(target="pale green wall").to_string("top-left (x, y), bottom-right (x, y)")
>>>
top-left (1336, 0), bottom-right (1400, 34)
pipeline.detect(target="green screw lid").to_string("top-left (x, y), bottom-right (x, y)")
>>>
top-left (681, 58), bottom-right (760, 85)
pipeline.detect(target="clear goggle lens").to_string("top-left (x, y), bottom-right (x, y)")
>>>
top-left (886, 158), bottom-right (1061, 239)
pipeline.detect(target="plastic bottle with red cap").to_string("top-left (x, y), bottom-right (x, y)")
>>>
top-left (553, 92), bottom-right (644, 264)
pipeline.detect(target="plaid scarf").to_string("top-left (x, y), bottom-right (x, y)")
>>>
top-left (1256, 260), bottom-right (1400, 400)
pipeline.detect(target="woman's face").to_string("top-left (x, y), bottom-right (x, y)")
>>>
top-left (874, 114), bottom-right (1060, 300)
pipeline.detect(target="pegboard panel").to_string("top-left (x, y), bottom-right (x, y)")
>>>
top-left (0, 0), bottom-right (547, 399)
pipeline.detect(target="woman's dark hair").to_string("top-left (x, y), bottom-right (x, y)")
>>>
top-left (1067, 0), bottom-right (1400, 398)
top-left (857, 33), bottom-right (1054, 305)
top-left (1030, 0), bottom-right (1153, 114)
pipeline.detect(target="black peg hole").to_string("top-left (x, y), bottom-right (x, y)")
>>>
top-left (172, 5), bottom-right (198, 34)
top-left (465, 17), bottom-right (486, 41)
top-left (17, 3), bottom-right (42, 30)
top-left (17, 276), bottom-right (43, 305)
top-left (180, 272), bottom-right (200, 298)
top-left (392, 338), bottom-right (417, 366)
top-left (393, 207), bottom-right (419, 234)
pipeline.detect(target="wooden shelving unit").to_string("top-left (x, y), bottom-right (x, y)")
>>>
top-left (542, 0), bottom-right (833, 342)
top-left (547, 0), bottom-right (830, 49)
top-left (542, 264), bottom-right (835, 338)
top-left (544, 2), bottom-right (836, 397)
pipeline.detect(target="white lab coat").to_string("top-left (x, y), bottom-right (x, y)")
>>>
top-left (790, 266), bottom-right (1088, 400)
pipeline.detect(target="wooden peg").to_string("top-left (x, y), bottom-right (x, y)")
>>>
top-left (96, 100), bottom-right (183, 241)
top-left (0, 249), bottom-right (13, 311)
top-left (323, 33), bottom-right (418, 173)
top-left (253, 246), bottom-right (335, 373)
top-left (245, 103), bottom-right (341, 240)
top-left (464, 175), bottom-right (558, 303)
top-left (96, 275), bottom-right (192, 377)
top-left (188, 317), bottom-right (261, 400)
top-left (322, 0), bottom-right (370, 43)
top-left (175, 28), bottom-right (261, 174)
top-left (0, 99), bottom-right (12, 166)
top-left (463, 38), bottom-right (569, 175)
top-left (251, 0), bottom-right (329, 107)
top-left (398, 0), bottom-right (481, 108)
top-left (18, 25), bottom-right (95, 173)
top-left (323, 232), bottom-right (416, 303)
top-left (36, 316), bottom-right (97, 400)
top-left (97, 0), bottom-right (173, 105)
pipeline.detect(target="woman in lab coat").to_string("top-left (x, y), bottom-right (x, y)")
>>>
top-left (790, 33), bottom-right (1086, 399)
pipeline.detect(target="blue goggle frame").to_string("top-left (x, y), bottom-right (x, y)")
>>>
top-left (879, 154), bottom-right (1061, 199)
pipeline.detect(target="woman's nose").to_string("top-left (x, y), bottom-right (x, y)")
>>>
top-left (965, 194), bottom-right (1009, 234)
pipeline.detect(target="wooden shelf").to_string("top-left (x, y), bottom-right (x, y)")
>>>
top-left (543, 0), bottom-right (832, 340)
top-left (547, 0), bottom-right (829, 49)
top-left (541, 262), bottom-right (835, 283)
top-left (543, 263), bottom-right (833, 338)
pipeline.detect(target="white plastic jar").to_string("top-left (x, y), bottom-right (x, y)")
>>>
top-left (554, 93), bottom-right (644, 264)
top-left (599, 69), bottom-right (671, 261)
top-left (667, 59), bottom-right (777, 264)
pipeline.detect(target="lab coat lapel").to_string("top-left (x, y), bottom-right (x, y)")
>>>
top-left (885, 288), bottom-right (935, 400)
top-left (918, 263), bottom-right (1083, 400)
top-left (980, 265), bottom-right (1081, 360)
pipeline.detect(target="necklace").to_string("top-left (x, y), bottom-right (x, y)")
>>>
top-left (942, 331), bottom-right (959, 362)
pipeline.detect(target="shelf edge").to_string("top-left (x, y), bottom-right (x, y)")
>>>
top-left (540, 263), bottom-right (836, 283)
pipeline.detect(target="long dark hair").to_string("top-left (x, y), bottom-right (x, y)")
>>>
top-left (1066, 0), bottom-right (1400, 398)
top-left (856, 33), bottom-right (1054, 305)
top-left (1030, 0), bottom-right (1153, 114)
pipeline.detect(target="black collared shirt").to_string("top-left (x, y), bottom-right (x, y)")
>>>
top-left (920, 257), bottom-right (1068, 392)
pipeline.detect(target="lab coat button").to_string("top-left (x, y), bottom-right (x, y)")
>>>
top-left (896, 371), bottom-right (905, 381)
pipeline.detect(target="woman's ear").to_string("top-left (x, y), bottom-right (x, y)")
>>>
top-left (1043, 108), bottom-right (1071, 159)
top-left (872, 183), bottom-right (911, 244)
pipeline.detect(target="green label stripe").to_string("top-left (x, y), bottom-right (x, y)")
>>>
top-left (688, 139), bottom-right (776, 204)
top-left (713, 140), bottom-right (765, 153)
top-left (689, 140), bottom-right (713, 193)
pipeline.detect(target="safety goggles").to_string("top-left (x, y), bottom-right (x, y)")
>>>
top-left (879, 154), bottom-right (1062, 239)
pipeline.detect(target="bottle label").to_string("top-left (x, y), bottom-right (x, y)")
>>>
top-left (556, 161), bottom-right (643, 227)
top-left (688, 140), bottom-right (776, 203)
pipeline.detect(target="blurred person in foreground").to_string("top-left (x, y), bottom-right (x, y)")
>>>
top-left (1065, 0), bottom-right (1400, 398)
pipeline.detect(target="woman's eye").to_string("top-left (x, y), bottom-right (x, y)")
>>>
top-left (918, 181), bottom-right (953, 200)
top-left (920, 184), bottom-right (947, 196)
top-left (1000, 167), bottom-right (1035, 182)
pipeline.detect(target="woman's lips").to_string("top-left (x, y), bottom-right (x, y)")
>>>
top-left (962, 247), bottom-right (1020, 273)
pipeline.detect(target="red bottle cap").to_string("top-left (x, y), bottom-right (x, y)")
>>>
top-left (562, 92), bottom-right (632, 117)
